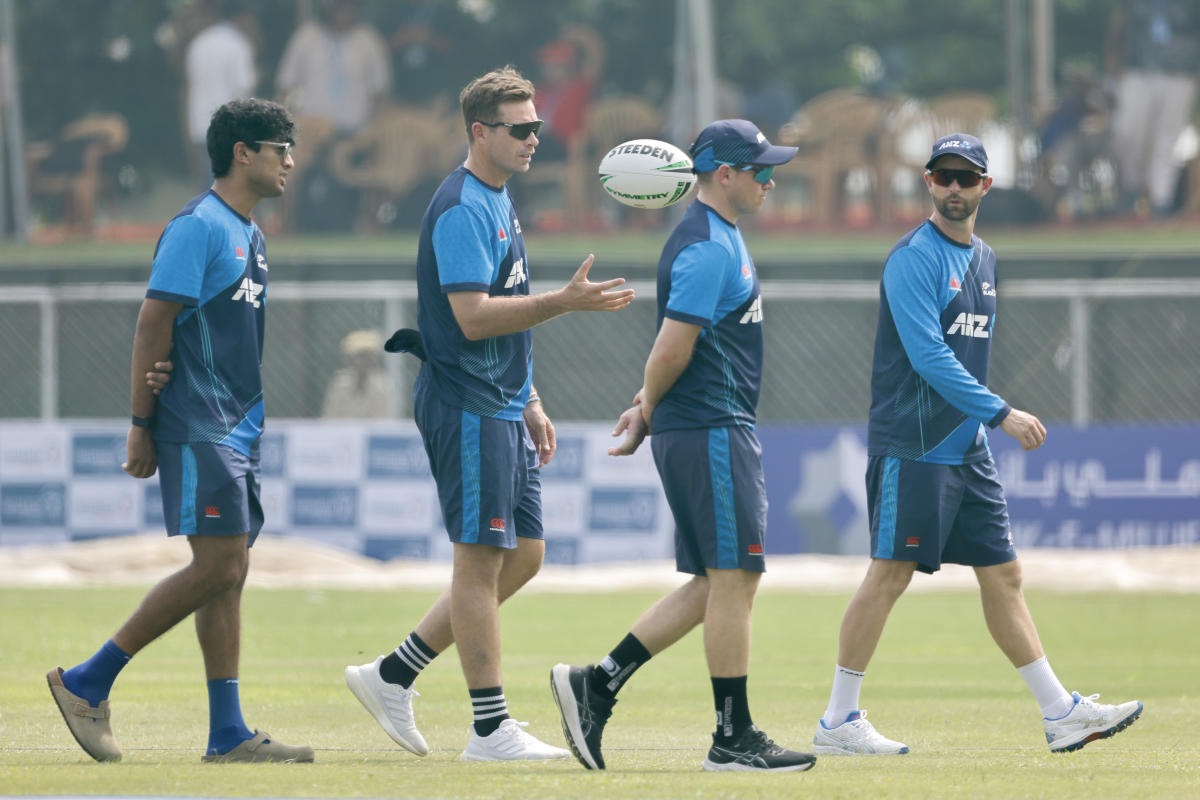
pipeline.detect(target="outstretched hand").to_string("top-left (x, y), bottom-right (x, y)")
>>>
top-left (560, 254), bottom-right (635, 312)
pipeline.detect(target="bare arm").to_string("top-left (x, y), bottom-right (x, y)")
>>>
top-left (447, 254), bottom-right (634, 341)
top-left (124, 298), bottom-right (182, 478)
top-left (638, 318), bottom-right (702, 427)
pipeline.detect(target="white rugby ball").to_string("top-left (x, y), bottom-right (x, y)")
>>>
top-left (598, 138), bottom-right (696, 209)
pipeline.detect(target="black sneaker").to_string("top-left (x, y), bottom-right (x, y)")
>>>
top-left (702, 726), bottom-right (817, 772)
top-left (550, 663), bottom-right (616, 770)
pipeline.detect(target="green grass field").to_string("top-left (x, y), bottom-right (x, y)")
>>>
top-left (3, 587), bottom-right (1197, 799)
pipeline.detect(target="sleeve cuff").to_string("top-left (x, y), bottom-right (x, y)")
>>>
top-left (987, 404), bottom-right (1012, 428)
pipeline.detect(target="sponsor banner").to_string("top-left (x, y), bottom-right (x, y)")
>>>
top-left (259, 479), bottom-right (288, 534)
top-left (259, 433), bottom-right (287, 477)
top-left (541, 483), bottom-right (587, 534)
top-left (0, 425), bottom-right (69, 480)
top-left (365, 435), bottom-right (431, 479)
top-left (994, 426), bottom-right (1200, 548)
top-left (284, 424), bottom-right (364, 481)
top-left (4, 422), bottom-right (1198, 557)
top-left (579, 533), bottom-right (672, 564)
top-left (578, 427), bottom-right (660, 483)
top-left (291, 484), bottom-right (359, 528)
top-left (71, 433), bottom-right (128, 475)
top-left (68, 480), bottom-right (139, 530)
top-left (1, 482), bottom-right (67, 527)
top-left (143, 482), bottom-right (163, 527)
top-left (761, 423), bottom-right (1200, 554)
top-left (588, 487), bottom-right (659, 531)
top-left (540, 435), bottom-right (586, 481)
top-left (360, 481), bottom-right (439, 533)
top-left (363, 535), bottom-right (433, 561)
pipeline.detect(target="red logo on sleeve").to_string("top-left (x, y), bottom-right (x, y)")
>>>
top-left (235, 246), bottom-right (246, 259)
top-left (498, 228), bottom-right (507, 241)
top-left (949, 277), bottom-right (960, 290)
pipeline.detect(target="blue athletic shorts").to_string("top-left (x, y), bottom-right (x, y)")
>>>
top-left (157, 441), bottom-right (263, 543)
top-left (415, 387), bottom-right (543, 549)
top-left (651, 426), bottom-right (767, 575)
top-left (866, 454), bottom-right (1015, 574)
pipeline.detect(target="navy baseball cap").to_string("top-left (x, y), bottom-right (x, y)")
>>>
top-left (689, 119), bottom-right (798, 173)
top-left (925, 133), bottom-right (988, 172)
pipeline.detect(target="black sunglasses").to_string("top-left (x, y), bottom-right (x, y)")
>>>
top-left (477, 119), bottom-right (544, 139)
top-left (928, 168), bottom-right (985, 188)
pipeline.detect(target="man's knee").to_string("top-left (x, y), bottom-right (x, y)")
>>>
top-left (977, 559), bottom-right (1024, 594)
top-left (705, 568), bottom-right (761, 601)
top-left (863, 558), bottom-right (916, 598)
top-left (188, 536), bottom-right (249, 593)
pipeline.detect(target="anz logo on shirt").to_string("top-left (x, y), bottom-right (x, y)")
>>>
top-left (504, 257), bottom-right (527, 289)
top-left (945, 312), bottom-right (990, 338)
top-left (231, 277), bottom-right (264, 308)
top-left (739, 295), bottom-right (763, 324)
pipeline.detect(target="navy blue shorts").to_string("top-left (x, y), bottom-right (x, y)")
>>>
top-left (157, 441), bottom-right (263, 543)
top-left (867, 455), bottom-right (1015, 574)
top-left (415, 388), bottom-right (543, 549)
top-left (651, 426), bottom-right (767, 575)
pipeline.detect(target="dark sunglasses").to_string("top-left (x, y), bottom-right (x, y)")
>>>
top-left (477, 119), bottom-right (544, 139)
top-left (928, 168), bottom-right (985, 188)
top-left (719, 162), bottom-right (775, 184)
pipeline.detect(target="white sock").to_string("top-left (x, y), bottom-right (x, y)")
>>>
top-left (822, 665), bottom-right (865, 728)
top-left (1017, 656), bottom-right (1074, 719)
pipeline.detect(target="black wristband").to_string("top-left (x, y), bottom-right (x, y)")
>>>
top-left (131, 415), bottom-right (153, 429)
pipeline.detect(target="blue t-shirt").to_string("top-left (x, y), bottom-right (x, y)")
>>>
top-left (651, 200), bottom-right (763, 433)
top-left (146, 190), bottom-right (267, 455)
top-left (868, 220), bottom-right (1011, 464)
top-left (414, 166), bottom-right (532, 420)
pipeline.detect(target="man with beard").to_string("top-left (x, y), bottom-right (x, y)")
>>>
top-left (810, 133), bottom-right (1143, 756)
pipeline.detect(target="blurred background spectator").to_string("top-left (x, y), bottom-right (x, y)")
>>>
top-left (183, 0), bottom-right (258, 187)
top-left (322, 329), bottom-right (388, 419)
top-left (1106, 0), bottom-right (1200, 219)
top-left (275, 0), bottom-right (391, 232)
top-left (11, 0), bottom-right (1200, 239)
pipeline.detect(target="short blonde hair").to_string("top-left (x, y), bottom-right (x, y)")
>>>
top-left (459, 66), bottom-right (536, 145)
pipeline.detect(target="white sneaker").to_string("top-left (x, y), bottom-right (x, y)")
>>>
top-left (1044, 692), bottom-right (1143, 753)
top-left (460, 719), bottom-right (571, 762)
top-left (344, 657), bottom-right (430, 756)
top-left (813, 710), bottom-right (909, 755)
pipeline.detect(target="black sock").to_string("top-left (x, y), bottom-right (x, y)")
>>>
top-left (469, 686), bottom-right (509, 737)
top-left (711, 675), bottom-right (753, 744)
top-left (589, 632), bottom-right (652, 698)
top-left (379, 631), bottom-right (438, 689)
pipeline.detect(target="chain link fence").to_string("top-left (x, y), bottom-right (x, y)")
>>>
top-left (2, 280), bottom-right (1198, 424)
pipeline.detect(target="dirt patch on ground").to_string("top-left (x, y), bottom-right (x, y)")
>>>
top-left (2, 534), bottom-right (1199, 593)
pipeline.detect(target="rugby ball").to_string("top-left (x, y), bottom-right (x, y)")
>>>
top-left (598, 139), bottom-right (696, 209)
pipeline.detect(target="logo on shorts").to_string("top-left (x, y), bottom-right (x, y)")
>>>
top-left (205, 506), bottom-right (221, 518)
top-left (489, 517), bottom-right (506, 532)
top-left (747, 543), bottom-right (763, 555)
top-left (905, 536), bottom-right (919, 547)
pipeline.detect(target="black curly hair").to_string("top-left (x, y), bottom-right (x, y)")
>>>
top-left (206, 98), bottom-right (295, 178)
